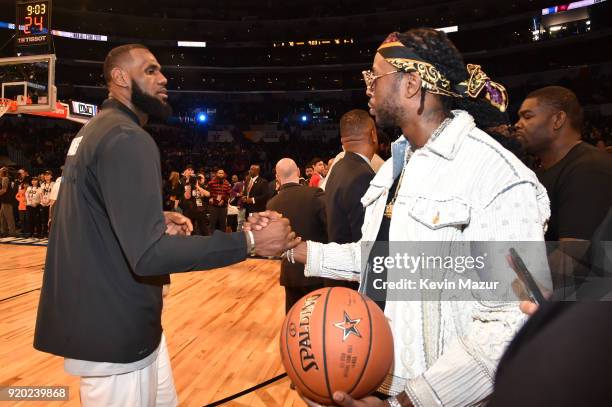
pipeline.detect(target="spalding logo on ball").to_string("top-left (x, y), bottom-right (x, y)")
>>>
top-left (280, 287), bottom-right (394, 404)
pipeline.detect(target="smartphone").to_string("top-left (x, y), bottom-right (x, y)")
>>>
top-left (508, 248), bottom-right (547, 305)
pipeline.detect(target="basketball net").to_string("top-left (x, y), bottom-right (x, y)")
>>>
top-left (0, 98), bottom-right (16, 118)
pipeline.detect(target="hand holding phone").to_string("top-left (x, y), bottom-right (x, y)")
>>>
top-left (507, 248), bottom-right (547, 305)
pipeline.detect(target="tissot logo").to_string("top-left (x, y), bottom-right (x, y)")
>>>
top-left (298, 294), bottom-right (321, 372)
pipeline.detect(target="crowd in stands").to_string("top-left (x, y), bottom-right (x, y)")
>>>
top-left (1, 105), bottom-right (611, 239)
top-left (2, 109), bottom-right (610, 176)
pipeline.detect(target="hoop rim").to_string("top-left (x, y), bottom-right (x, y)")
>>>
top-left (0, 98), bottom-right (17, 115)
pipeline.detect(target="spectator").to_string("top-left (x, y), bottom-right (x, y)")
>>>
top-left (304, 166), bottom-right (313, 184)
top-left (515, 86), bottom-right (612, 242)
top-left (0, 167), bottom-right (16, 237)
top-left (323, 109), bottom-right (378, 292)
top-left (515, 86), bottom-right (612, 294)
top-left (163, 171), bottom-right (182, 212)
top-left (308, 158), bottom-right (325, 188)
top-left (242, 164), bottom-right (268, 216)
top-left (188, 173), bottom-right (211, 236)
top-left (229, 174), bottom-right (244, 231)
top-left (207, 169), bottom-right (232, 232)
top-left (39, 170), bottom-right (54, 238)
top-left (15, 182), bottom-right (27, 236)
top-left (25, 177), bottom-right (42, 238)
top-left (266, 158), bottom-right (326, 312)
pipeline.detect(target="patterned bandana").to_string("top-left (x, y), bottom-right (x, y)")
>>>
top-left (376, 32), bottom-right (509, 112)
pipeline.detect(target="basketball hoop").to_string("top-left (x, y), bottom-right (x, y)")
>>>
top-left (0, 98), bottom-right (17, 118)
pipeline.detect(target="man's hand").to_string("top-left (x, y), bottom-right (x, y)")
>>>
top-left (249, 213), bottom-right (300, 256)
top-left (292, 241), bottom-right (308, 264)
top-left (507, 255), bottom-right (551, 317)
top-left (244, 210), bottom-right (284, 231)
top-left (519, 300), bottom-right (539, 316)
top-left (164, 211), bottom-right (193, 236)
top-left (511, 278), bottom-right (551, 317)
top-left (300, 391), bottom-right (386, 407)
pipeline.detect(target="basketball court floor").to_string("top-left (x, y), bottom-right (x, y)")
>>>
top-left (0, 242), bottom-right (307, 406)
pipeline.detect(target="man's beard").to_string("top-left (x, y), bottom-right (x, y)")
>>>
top-left (374, 98), bottom-right (403, 129)
top-left (131, 80), bottom-right (172, 122)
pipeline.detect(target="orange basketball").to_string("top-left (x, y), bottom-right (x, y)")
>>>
top-left (280, 287), bottom-right (394, 404)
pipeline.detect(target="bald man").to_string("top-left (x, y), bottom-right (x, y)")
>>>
top-left (267, 158), bottom-right (327, 312)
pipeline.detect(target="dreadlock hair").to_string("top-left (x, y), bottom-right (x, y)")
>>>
top-left (395, 28), bottom-right (503, 129)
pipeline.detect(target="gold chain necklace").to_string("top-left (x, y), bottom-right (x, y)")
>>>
top-left (383, 118), bottom-right (451, 220)
top-left (384, 150), bottom-right (412, 219)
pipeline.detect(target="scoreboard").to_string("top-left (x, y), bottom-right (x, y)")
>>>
top-left (16, 0), bottom-right (52, 47)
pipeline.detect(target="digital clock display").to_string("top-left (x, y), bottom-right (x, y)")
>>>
top-left (16, 0), bottom-right (51, 46)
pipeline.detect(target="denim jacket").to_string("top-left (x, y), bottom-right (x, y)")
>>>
top-left (305, 111), bottom-right (551, 406)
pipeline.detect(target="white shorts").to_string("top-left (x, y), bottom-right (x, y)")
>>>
top-left (79, 335), bottom-right (178, 407)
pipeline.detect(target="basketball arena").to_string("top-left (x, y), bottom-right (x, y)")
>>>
top-left (1, 1), bottom-right (611, 406)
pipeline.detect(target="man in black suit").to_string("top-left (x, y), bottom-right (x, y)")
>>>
top-left (267, 158), bottom-right (327, 312)
top-left (242, 164), bottom-right (269, 216)
top-left (323, 109), bottom-right (378, 289)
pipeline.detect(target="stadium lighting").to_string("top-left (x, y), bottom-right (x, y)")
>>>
top-left (436, 26), bottom-right (459, 34)
top-left (197, 112), bottom-right (208, 123)
top-left (177, 41), bottom-right (207, 48)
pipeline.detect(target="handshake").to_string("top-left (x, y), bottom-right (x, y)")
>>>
top-left (243, 211), bottom-right (302, 257)
top-left (162, 210), bottom-right (302, 258)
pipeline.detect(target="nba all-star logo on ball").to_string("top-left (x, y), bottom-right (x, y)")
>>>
top-left (333, 312), bottom-right (362, 342)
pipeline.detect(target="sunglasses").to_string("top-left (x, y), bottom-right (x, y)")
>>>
top-left (362, 69), bottom-right (402, 92)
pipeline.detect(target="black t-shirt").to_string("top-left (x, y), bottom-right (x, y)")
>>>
top-left (536, 142), bottom-right (612, 241)
top-left (363, 174), bottom-right (401, 311)
top-left (34, 99), bottom-right (248, 363)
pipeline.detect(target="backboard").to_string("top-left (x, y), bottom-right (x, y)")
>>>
top-left (0, 53), bottom-right (56, 114)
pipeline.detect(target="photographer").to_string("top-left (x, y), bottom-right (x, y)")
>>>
top-left (182, 172), bottom-right (210, 236)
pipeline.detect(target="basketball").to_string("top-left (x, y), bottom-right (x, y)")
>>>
top-left (280, 287), bottom-right (394, 404)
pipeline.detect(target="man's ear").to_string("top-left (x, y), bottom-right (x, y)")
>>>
top-left (403, 71), bottom-right (421, 100)
top-left (111, 67), bottom-right (130, 88)
top-left (552, 110), bottom-right (567, 131)
top-left (370, 126), bottom-right (379, 146)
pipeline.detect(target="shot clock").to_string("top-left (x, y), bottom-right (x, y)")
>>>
top-left (16, 0), bottom-right (52, 47)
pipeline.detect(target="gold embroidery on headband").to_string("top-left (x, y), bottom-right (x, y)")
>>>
top-left (459, 64), bottom-right (509, 112)
top-left (463, 64), bottom-right (489, 98)
top-left (385, 58), bottom-right (461, 98)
